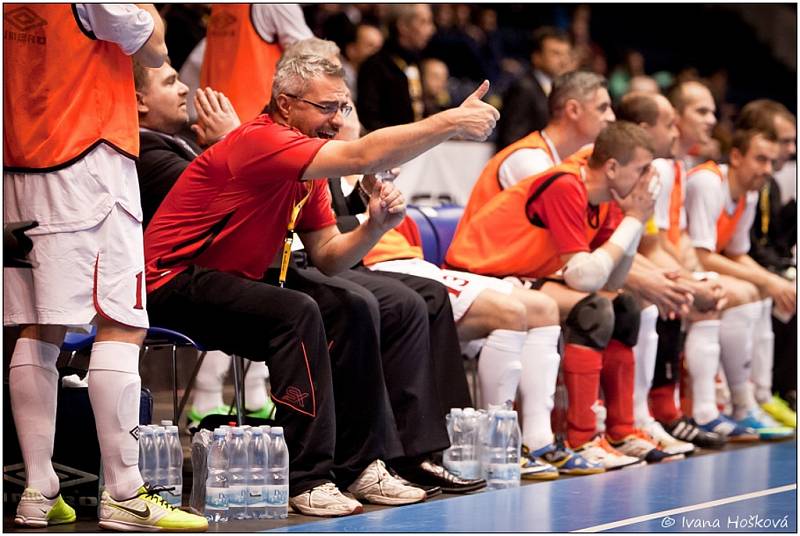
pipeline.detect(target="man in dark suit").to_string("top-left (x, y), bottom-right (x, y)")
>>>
top-left (496, 27), bottom-right (573, 149)
top-left (357, 4), bottom-right (435, 130)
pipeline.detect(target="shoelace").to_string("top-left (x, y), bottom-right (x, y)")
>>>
top-left (137, 484), bottom-right (178, 510)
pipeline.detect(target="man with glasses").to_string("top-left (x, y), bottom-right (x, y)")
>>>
top-left (143, 54), bottom-right (498, 516)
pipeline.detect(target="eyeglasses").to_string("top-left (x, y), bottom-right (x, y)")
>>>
top-left (285, 94), bottom-right (353, 118)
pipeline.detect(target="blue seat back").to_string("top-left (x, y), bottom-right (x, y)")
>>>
top-left (406, 204), bottom-right (464, 266)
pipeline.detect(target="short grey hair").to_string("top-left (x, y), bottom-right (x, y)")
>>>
top-left (271, 54), bottom-right (345, 100)
top-left (549, 71), bottom-right (608, 118)
top-left (279, 37), bottom-right (341, 67)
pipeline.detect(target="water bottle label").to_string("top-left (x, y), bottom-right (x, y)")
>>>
top-left (486, 463), bottom-right (521, 482)
top-left (264, 485), bottom-right (289, 507)
top-left (228, 485), bottom-right (247, 507)
top-left (247, 485), bottom-right (266, 507)
top-left (205, 486), bottom-right (229, 508)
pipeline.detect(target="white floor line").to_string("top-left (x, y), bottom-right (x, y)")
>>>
top-left (573, 483), bottom-right (797, 533)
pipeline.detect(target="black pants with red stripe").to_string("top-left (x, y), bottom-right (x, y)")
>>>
top-left (147, 265), bottom-right (396, 494)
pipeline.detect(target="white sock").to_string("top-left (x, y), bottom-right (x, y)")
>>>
top-left (720, 302), bottom-right (762, 419)
top-left (244, 360), bottom-right (269, 411)
top-left (685, 320), bottom-right (722, 424)
top-left (633, 305), bottom-right (659, 426)
top-left (519, 326), bottom-right (562, 450)
top-left (478, 329), bottom-right (526, 408)
top-left (751, 298), bottom-right (775, 404)
top-left (191, 350), bottom-right (231, 413)
top-left (87, 341), bottom-right (144, 500)
top-left (9, 338), bottom-right (61, 497)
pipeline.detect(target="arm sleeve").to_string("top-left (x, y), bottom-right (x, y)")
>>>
top-left (251, 4), bottom-right (313, 46)
top-left (136, 144), bottom-right (192, 227)
top-left (78, 4), bottom-right (154, 55)
top-left (685, 170), bottom-right (724, 250)
top-left (498, 148), bottom-right (555, 189)
top-left (533, 177), bottom-right (593, 256)
top-left (724, 191), bottom-right (758, 256)
top-left (651, 158), bottom-right (674, 230)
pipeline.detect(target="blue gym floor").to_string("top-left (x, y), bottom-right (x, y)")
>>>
top-left (270, 441), bottom-right (797, 533)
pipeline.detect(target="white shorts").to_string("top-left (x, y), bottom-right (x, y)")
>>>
top-left (4, 145), bottom-right (149, 329)
top-left (367, 258), bottom-right (513, 322)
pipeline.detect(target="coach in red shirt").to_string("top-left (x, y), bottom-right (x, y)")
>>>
top-left (143, 55), bottom-right (498, 516)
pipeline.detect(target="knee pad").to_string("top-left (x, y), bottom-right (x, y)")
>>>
top-left (610, 293), bottom-right (642, 347)
top-left (564, 293), bottom-right (615, 350)
top-left (652, 318), bottom-right (683, 387)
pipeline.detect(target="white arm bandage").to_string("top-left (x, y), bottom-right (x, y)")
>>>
top-left (608, 216), bottom-right (645, 256)
top-left (563, 249), bottom-right (615, 292)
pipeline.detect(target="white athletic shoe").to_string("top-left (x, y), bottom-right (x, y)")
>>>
top-left (641, 419), bottom-right (695, 456)
top-left (99, 485), bottom-right (208, 532)
top-left (572, 436), bottom-right (645, 470)
top-left (289, 482), bottom-right (364, 517)
top-left (347, 459), bottom-right (427, 506)
top-left (14, 488), bottom-right (76, 528)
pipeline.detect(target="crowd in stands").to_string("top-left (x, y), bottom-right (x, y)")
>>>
top-left (4, 3), bottom-right (796, 532)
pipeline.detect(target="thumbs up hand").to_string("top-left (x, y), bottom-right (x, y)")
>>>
top-left (448, 80), bottom-right (500, 141)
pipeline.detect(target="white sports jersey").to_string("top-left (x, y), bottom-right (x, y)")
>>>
top-left (685, 163), bottom-right (758, 255)
top-left (497, 130), bottom-right (561, 189)
top-left (652, 158), bottom-right (687, 232)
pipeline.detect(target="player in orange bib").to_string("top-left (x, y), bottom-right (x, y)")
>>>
top-left (447, 122), bottom-right (682, 469)
top-left (686, 126), bottom-right (795, 439)
top-left (459, 71), bottom-right (615, 229)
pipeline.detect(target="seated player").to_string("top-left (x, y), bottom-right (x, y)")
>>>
top-left (447, 122), bottom-right (677, 468)
top-left (685, 126), bottom-right (795, 440)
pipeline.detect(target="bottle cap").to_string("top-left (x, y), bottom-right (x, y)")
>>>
top-left (271, 426), bottom-right (284, 436)
top-left (160, 420), bottom-right (173, 426)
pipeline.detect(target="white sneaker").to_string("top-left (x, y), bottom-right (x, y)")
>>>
top-left (14, 488), bottom-right (76, 528)
top-left (573, 436), bottom-right (645, 470)
top-left (99, 485), bottom-right (208, 532)
top-left (347, 459), bottom-right (427, 506)
top-left (290, 482), bottom-right (363, 517)
top-left (641, 419), bottom-right (695, 456)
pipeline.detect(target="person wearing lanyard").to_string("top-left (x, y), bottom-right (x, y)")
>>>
top-left (143, 53), bottom-right (498, 516)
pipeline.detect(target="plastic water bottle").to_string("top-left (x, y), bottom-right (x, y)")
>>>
top-left (154, 426), bottom-right (171, 500)
top-left (228, 427), bottom-right (249, 520)
top-left (205, 429), bottom-right (229, 522)
top-left (140, 426), bottom-right (157, 485)
top-left (482, 410), bottom-right (521, 490)
top-left (460, 408), bottom-right (482, 479)
top-left (246, 428), bottom-right (268, 519)
top-left (265, 427), bottom-right (289, 519)
top-left (443, 408), bottom-right (465, 477)
top-left (166, 426), bottom-right (183, 506)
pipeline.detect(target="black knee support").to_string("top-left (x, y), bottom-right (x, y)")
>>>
top-left (610, 293), bottom-right (641, 347)
top-left (564, 293), bottom-right (614, 350)
top-left (651, 318), bottom-right (683, 387)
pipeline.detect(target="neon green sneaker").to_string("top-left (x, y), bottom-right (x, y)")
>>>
top-left (246, 398), bottom-right (277, 420)
top-left (762, 394), bottom-right (797, 428)
top-left (14, 488), bottom-right (76, 527)
top-left (187, 405), bottom-right (233, 429)
top-left (99, 484), bottom-right (208, 532)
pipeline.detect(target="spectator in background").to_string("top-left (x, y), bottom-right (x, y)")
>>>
top-left (200, 4), bottom-right (312, 122)
top-left (324, 13), bottom-right (384, 99)
top-left (628, 75), bottom-right (661, 95)
top-left (496, 26), bottom-right (573, 148)
top-left (421, 58), bottom-right (453, 116)
top-left (161, 3), bottom-right (209, 71)
top-left (608, 50), bottom-right (647, 102)
top-left (570, 5), bottom-right (606, 75)
top-left (358, 4), bottom-right (436, 130)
